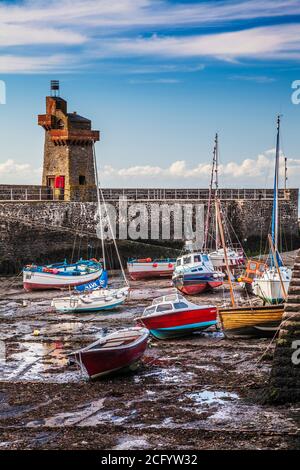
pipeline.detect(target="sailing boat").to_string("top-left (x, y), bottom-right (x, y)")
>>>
top-left (205, 134), bottom-right (244, 274)
top-left (216, 196), bottom-right (284, 335)
top-left (52, 144), bottom-right (130, 313)
top-left (252, 116), bottom-right (292, 304)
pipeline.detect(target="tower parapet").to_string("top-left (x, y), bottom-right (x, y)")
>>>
top-left (38, 81), bottom-right (99, 201)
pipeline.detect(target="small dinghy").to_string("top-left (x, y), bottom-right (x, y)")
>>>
top-left (136, 293), bottom-right (217, 339)
top-left (52, 287), bottom-right (129, 313)
top-left (69, 327), bottom-right (149, 379)
top-left (23, 259), bottom-right (103, 291)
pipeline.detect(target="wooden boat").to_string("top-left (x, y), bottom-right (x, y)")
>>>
top-left (52, 287), bottom-right (129, 313)
top-left (214, 198), bottom-right (284, 336)
top-left (218, 304), bottom-right (284, 335)
top-left (136, 293), bottom-right (217, 339)
top-left (69, 327), bottom-right (149, 379)
top-left (23, 259), bottom-right (103, 291)
top-left (127, 258), bottom-right (176, 280)
top-left (172, 252), bottom-right (224, 295)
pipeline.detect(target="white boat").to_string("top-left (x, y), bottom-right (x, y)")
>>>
top-left (52, 287), bottom-right (129, 313)
top-left (209, 247), bottom-right (244, 271)
top-left (51, 144), bottom-right (129, 312)
top-left (127, 258), bottom-right (176, 280)
top-left (252, 116), bottom-right (291, 304)
top-left (23, 259), bottom-right (103, 291)
top-left (252, 266), bottom-right (291, 304)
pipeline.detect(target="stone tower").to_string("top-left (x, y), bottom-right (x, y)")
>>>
top-left (38, 81), bottom-right (100, 201)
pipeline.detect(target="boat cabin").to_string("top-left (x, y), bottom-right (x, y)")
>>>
top-left (239, 260), bottom-right (266, 284)
top-left (176, 253), bottom-right (210, 267)
top-left (142, 294), bottom-right (190, 316)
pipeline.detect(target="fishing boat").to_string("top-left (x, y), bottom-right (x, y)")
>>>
top-left (209, 247), bottom-right (244, 271)
top-left (23, 259), bottom-right (103, 291)
top-left (51, 143), bottom-right (129, 312)
top-left (238, 259), bottom-right (267, 291)
top-left (69, 327), bottom-right (149, 379)
top-left (127, 258), bottom-right (176, 280)
top-left (172, 251), bottom-right (224, 295)
top-left (136, 293), bottom-right (217, 339)
top-left (252, 116), bottom-right (292, 304)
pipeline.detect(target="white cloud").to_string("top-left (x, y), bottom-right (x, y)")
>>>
top-left (0, 159), bottom-right (42, 183)
top-left (103, 24), bottom-right (300, 61)
top-left (0, 54), bottom-right (77, 73)
top-left (0, 1), bottom-right (300, 72)
top-left (100, 150), bottom-right (299, 186)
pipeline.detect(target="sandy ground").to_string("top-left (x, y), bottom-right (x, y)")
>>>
top-left (0, 274), bottom-right (299, 450)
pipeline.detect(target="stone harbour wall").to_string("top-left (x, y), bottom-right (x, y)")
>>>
top-left (0, 189), bottom-right (299, 274)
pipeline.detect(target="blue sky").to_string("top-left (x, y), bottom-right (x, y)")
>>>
top-left (1, 0), bottom-right (300, 188)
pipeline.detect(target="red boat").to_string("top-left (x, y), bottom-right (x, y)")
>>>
top-left (68, 327), bottom-right (149, 379)
top-left (127, 258), bottom-right (176, 280)
top-left (136, 294), bottom-right (217, 339)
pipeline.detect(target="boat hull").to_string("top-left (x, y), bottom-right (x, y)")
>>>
top-left (252, 278), bottom-right (290, 304)
top-left (70, 329), bottom-right (149, 379)
top-left (173, 274), bottom-right (223, 295)
top-left (23, 268), bottom-right (103, 291)
top-left (218, 305), bottom-right (284, 335)
top-left (52, 288), bottom-right (129, 313)
top-left (127, 262), bottom-right (174, 280)
top-left (137, 307), bottom-right (217, 339)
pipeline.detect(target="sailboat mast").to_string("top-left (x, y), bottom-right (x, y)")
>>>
top-left (214, 133), bottom-right (219, 250)
top-left (92, 143), bottom-right (107, 270)
top-left (204, 139), bottom-right (216, 251)
top-left (271, 115), bottom-right (280, 257)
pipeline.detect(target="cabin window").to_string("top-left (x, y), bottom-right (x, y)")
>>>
top-left (79, 175), bottom-right (86, 185)
top-left (202, 254), bottom-right (209, 262)
top-left (176, 259), bottom-right (182, 266)
top-left (145, 306), bottom-right (156, 315)
top-left (183, 256), bottom-right (192, 265)
top-left (174, 302), bottom-right (188, 309)
top-left (194, 255), bottom-right (201, 263)
top-left (156, 303), bottom-right (172, 312)
top-left (249, 262), bottom-right (257, 271)
top-left (259, 265), bottom-right (265, 273)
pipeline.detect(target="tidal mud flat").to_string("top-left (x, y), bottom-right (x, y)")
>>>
top-left (0, 276), bottom-right (299, 450)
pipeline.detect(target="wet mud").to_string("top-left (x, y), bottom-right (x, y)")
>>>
top-left (0, 276), bottom-right (299, 450)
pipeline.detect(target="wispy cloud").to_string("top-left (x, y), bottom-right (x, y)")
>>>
top-left (229, 74), bottom-right (277, 83)
top-left (128, 78), bottom-right (181, 84)
top-left (103, 24), bottom-right (300, 62)
top-left (0, 1), bottom-right (300, 73)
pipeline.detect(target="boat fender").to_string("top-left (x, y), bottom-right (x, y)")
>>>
top-left (153, 263), bottom-right (158, 268)
top-left (138, 258), bottom-right (152, 263)
top-left (168, 263), bottom-right (173, 268)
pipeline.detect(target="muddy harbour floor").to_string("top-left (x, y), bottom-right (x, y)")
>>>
top-left (0, 274), bottom-right (299, 450)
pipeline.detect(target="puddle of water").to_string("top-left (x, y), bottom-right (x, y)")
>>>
top-left (27, 398), bottom-right (134, 428)
top-left (187, 390), bottom-right (239, 406)
top-left (140, 367), bottom-right (194, 384)
top-left (114, 436), bottom-right (149, 450)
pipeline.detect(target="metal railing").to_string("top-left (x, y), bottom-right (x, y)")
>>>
top-left (0, 186), bottom-right (292, 202)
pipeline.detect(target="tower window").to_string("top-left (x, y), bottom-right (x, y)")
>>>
top-left (79, 175), bottom-right (86, 185)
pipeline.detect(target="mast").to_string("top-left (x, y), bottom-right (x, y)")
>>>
top-left (92, 143), bottom-right (106, 270)
top-left (204, 137), bottom-right (216, 251)
top-left (214, 133), bottom-right (219, 250)
top-left (271, 115), bottom-right (281, 266)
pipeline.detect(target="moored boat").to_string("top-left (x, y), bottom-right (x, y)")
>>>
top-left (23, 259), bottom-right (103, 291)
top-left (218, 304), bottom-right (284, 335)
top-left (172, 252), bottom-right (224, 295)
top-left (252, 116), bottom-right (292, 304)
top-left (69, 327), bottom-right (149, 379)
top-left (127, 258), bottom-right (176, 280)
top-left (136, 293), bottom-right (217, 339)
top-left (52, 287), bottom-right (129, 313)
